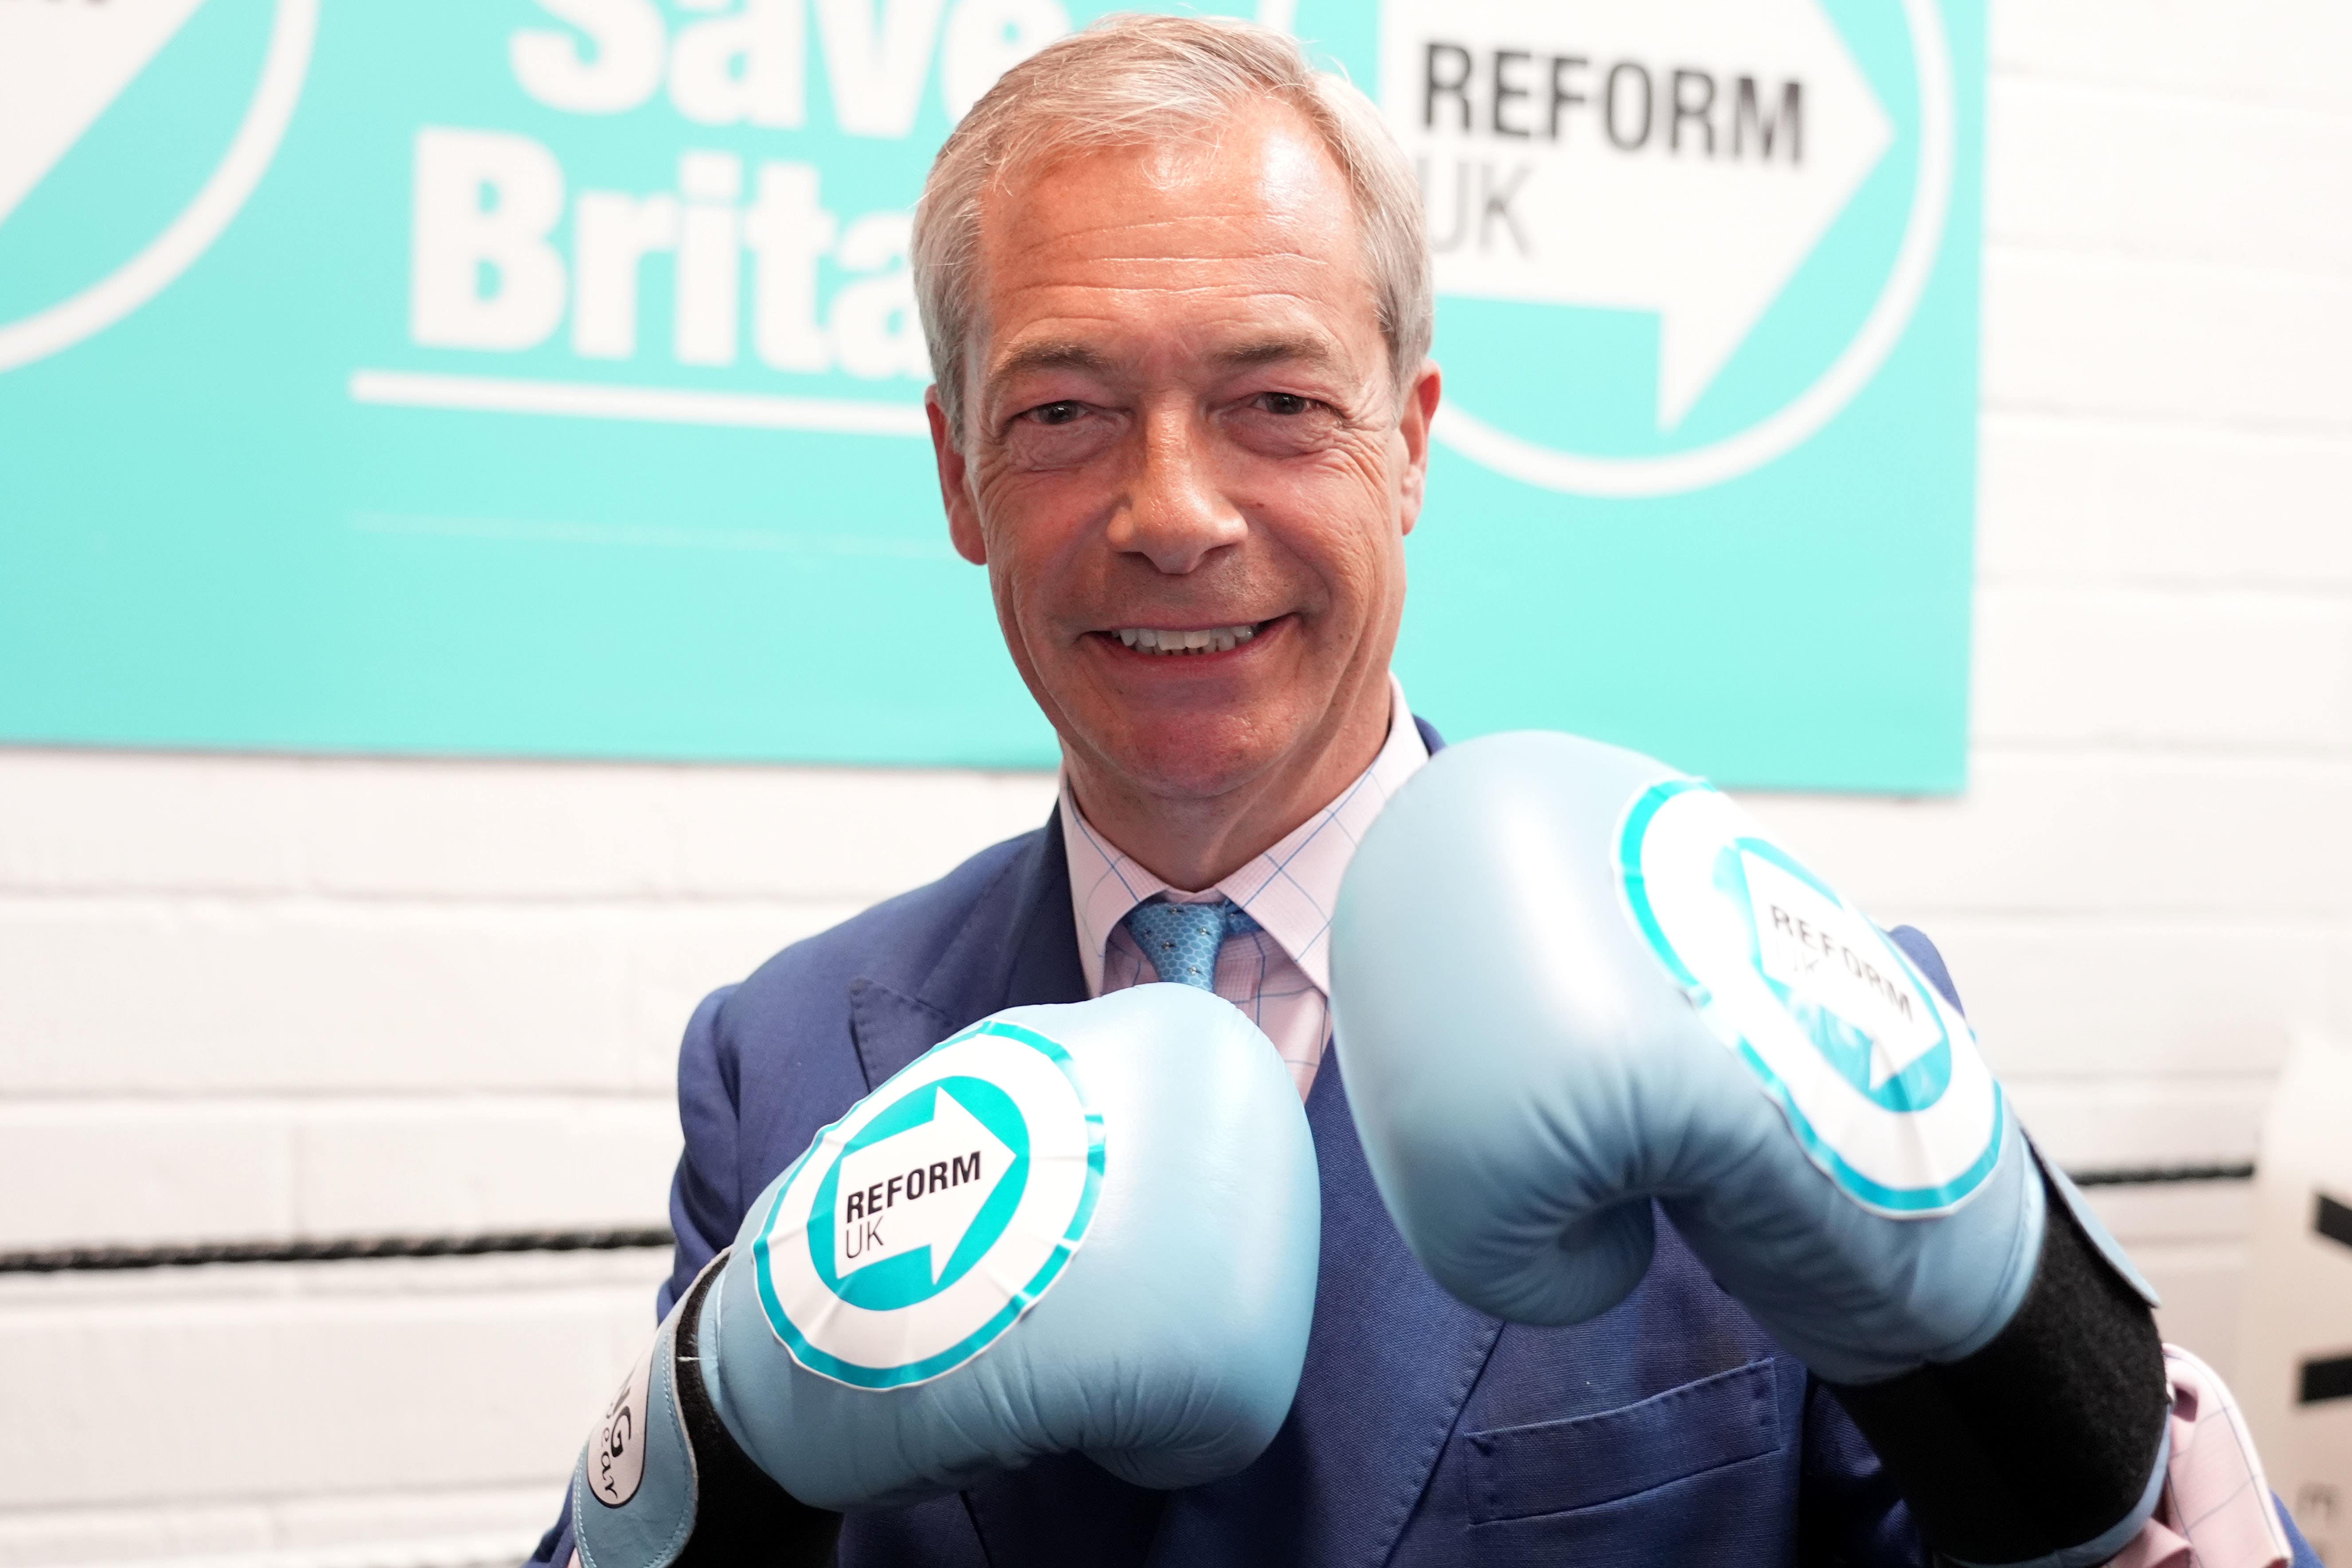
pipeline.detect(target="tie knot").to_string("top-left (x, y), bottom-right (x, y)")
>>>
top-left (1123, 898), bottom-right (1260, 991)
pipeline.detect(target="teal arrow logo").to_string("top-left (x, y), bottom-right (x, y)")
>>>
top-left (832, 1086), bottom-right (1015, 1286)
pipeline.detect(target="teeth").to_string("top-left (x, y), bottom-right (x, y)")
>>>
top-left (1112, 622), bottom-right (1261, 656)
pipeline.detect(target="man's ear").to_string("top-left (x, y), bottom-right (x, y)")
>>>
top-left (928, 387), bottom-right (987, 565)
top-left (1395, 361), bottom-right (1442, 537)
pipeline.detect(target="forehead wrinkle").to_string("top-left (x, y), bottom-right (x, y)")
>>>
top-left (994, 269), bottom-right (1345, 319)
top-left (991, 281), bottom-right (1358, 353)
top-left (985, 171), bottom-right (1349, 254)
top-left (1030, 203), bottom-right (1334, 239)
top-left (994, 272), bottom-right (1343, 314)
top-left (1016, 219), bottom-right (1343, 271)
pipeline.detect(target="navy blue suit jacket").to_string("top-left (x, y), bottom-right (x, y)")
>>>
top-left (531, 720), bottom-right (1977, 1566)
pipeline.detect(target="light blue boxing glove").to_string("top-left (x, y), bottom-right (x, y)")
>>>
top-left (572, 983), bottom-right (1318, 1568)
top-left (1330, 732), bottom-right (2169, 1568)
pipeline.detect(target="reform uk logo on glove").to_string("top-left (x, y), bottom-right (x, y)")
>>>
top-left (752, 1020), bottom-right (1105, 1389)
top-left (1618, 779), bottom-right (2004, 1214)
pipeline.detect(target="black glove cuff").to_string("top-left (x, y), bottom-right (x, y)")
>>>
top-left (671, 1253), bottom-right (844, 1568)
top-left (1825, 1170), bottom-right (2169, 1566)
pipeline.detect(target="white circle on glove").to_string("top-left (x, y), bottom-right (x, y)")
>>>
top-left (752, 1019), bottom-right (1104, 1388)
top-left (1619, 780), bottom-right (2004, 1214)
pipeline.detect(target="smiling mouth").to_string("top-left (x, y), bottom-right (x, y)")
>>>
top-left (1110, 620), bottom-right (1272, 656)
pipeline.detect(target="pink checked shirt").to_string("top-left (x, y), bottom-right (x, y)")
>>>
top-left (1061, 673), bottom-right (1428, 1100)
top-left (1053, 677), bottom-right (2300, 1567)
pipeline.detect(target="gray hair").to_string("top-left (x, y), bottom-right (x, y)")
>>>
top-left (912, 12), bottom-right (1433, 443)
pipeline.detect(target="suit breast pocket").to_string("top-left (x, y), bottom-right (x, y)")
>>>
top-left (1466, 1357), bottom-right (1787, 1524)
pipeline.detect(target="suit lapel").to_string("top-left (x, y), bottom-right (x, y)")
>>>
top-left (846, 805), bottom-right (1088, 1091)
top-left (1152, 1054), bottom-right (1501, 1568)
top-left (846, 977), bottom-right (948, 1092)
top-left (998, 803), bottom-right (1088, 1010)
top-left (849, 805), bottom-right (1161, 1567)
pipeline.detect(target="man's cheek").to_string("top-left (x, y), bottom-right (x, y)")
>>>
top-left (1279, 452), bottom-right (1404, 551)
top-left (988, 546), bottom-right (1087, 670)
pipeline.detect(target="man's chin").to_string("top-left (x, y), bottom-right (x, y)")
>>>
top-left (1077, 711), bottom-right (1313, 805)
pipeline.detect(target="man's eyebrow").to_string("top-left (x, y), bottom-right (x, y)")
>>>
top-left (988, 341), bottom-right (1114, 382)
top-left (1215, 335), bottom-right (1342, 372)
top-left (988, 335), bottom-right (1342, 382)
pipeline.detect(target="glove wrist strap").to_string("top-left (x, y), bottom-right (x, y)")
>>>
top-left (1825, 1167), bottom-right (2169, 1567)
top-left (576, 1251), bottom-right (843, 1568)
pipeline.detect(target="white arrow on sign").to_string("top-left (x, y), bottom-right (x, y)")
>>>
top-left (833, 1087), bottom-right (1015, 1284)
top-left (1380, 0), bottom-right (1893, 430)
top-left (0, 0), bottom-right (210, 235)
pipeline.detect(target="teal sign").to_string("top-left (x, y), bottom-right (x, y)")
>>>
top-left (0, 0), bottom-right (1981, 790)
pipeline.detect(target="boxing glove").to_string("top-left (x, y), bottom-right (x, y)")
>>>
top-left (1330, 731), bottom-right (2168, 1568)
top-left (573, 983), bottom-right (1319, 1568)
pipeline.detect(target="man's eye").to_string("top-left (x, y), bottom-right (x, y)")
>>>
top-left (1255, 393), bottom-right (1316, 417)
top-left (1029, 401), bottom-right (1087, 426)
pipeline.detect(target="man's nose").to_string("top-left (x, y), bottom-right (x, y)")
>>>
top-left (1107, 406), bottom-right (1246, 574)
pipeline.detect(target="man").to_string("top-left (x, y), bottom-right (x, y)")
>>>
top-left (533, 15), bottom-right (2312, 1567)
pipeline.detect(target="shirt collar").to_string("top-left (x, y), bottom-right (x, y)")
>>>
top-left (1060, 674), bottom-right (1430, 999)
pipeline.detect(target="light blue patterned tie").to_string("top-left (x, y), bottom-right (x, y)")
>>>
top-left (1123, 898), bottom-right (1261, 991)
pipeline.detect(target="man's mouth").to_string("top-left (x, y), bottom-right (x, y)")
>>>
top-left (1108, 620), bottom-right (1270, 656)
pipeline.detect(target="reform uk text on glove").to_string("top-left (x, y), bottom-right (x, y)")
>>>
top-left (569, 983), bottom-right (1320, 1568)
top-left (1331, 732), bottom-right (2169, 1568)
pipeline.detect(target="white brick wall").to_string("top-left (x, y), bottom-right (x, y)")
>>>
top-left (0, 761), bottom-right (1056, 1568)
top-left (3, 2), bottom-right (2346, 1560)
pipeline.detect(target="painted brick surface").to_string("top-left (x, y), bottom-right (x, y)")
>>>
top-left (1988, 82), bottom-right (2352, 273)
top-left (1991, 0), bottom-right (2352, 108)
top-left (0, 1252), bottom-right (666, 1556)
top-left (0, 759), bottom-right (1054, 1561)
top-left (1978, 419), bottom-right (2352, 588)
top-left (2, 1), bottom-right (2346, 1560)
top-left (0, 901), bottom-right (864, 1095)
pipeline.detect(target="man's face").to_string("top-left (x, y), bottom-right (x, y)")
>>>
top-left (929, 101), bottom-right (1439, 807)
